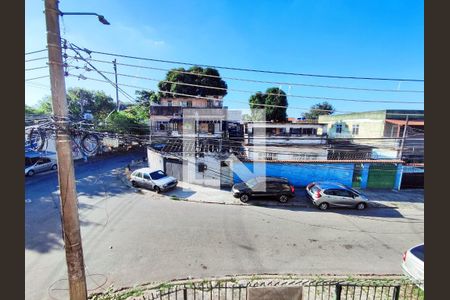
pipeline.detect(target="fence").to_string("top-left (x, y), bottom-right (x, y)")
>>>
top-left (91, 277), bottom-right (424, 300)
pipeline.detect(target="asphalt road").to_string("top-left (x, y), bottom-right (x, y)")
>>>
top-left (25, 151), bottom-right (424, 300)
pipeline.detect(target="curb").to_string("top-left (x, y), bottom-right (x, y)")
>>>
top-left (118, 162), bottom-right (399, 210)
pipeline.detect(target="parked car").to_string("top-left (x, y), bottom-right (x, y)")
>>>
top-left (232, 176), bottom-right (295, 203)
top-left (25, 157), bottom-right (57, 176)
top-left (305, 181), bottom-right (368, 210)
top-left (402, 243), bottom-right (424, 290)
top-left (130, 168), bottom-right (177, 193)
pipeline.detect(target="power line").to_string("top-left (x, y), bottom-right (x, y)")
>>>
top-left (25, 75), bottom-right (50, 82)
top-left (67, 56), bottom-right (425, 94)
top-left (68, 73), bottom-right (424, 116)
top-left (25, 66), bottom-right (48, 71)
top-left (67, 43), bottom-right (136, 103)
top-left (25, 56), bottom-right (48, 63)
top-left (75, 67), bottom-right (423, 104)
top-left (25, 49), bottom-right (47, 55)
top-left (74, 45), bottom-right (424, 82)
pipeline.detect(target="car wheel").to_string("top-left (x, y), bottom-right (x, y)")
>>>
top-left (51, 164), bottom-right (57, 170)
top-left (279, 194), bottom-right (289, 203)
top-left (27, 170), bottom-right (35, 177)
top-left (240, 194), bottom-right (250, 203)
top-left (131, 181), bottom-right (137, 187)
top-left (154, 186), bottom-right (161, 193)
top-left (356, 202), bottom-right (367, 210)
top-left (318, 202), bottom-right (329, 210)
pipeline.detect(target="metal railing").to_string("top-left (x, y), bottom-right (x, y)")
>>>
top-left (91, 277), bottom-right (424, 300)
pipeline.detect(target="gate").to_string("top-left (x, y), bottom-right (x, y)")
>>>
top-left (401, 172), bottom-right (424, 189)
top-left (367, 164), bottom-right (397, 189)
top-left (164, 158), bottom-right (183, 181)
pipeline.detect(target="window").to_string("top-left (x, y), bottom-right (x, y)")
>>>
top-left (150, 170), bottom-right (167, 180)
top-left (335, 189), bottom-right (354, 198)
top-left (187, 101), bottom-right (192, 107)
top-left (167, 100), bottom-right (172, 107)
top-left (265, 153), bottom-right (277, 161)
top-left (267, 182), bottom-right (282, 192)
top-left (134, 172), bottom-right (142, 178)
top-left (143, 173), bottom-right (151, 180)
top-left (352, 124), bottom-right (359, 135)
top-left (324, 189), bottom-right (338, 196)
top-left (37, 158), bottom-right (50, 165)
top-left (336, 124), bottom-right (342, 134)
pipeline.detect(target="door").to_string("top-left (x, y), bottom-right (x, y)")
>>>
top-left (266, 182), bottom-right (281, 199)
top-left (142, 173), bottom-right (154, 189)
top-left (251, 181), bottom-right (268, 198)
top-left (367, 164), bottom-right (397, 189)
top-left (323, 189), bottom-right (345, 207)
top-left (335, 189), bottom-right (356, 207)
top-left (35, 158), bottom-right (50, 172)
top-left (133, 171), bottom-right (143, 187)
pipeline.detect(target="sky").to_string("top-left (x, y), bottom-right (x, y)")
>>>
top-left (25, 0), bottom-right (424, 118)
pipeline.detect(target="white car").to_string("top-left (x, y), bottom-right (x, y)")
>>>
top-left (130, 168), bottom-right (177, 193)
top-left (401, 243), bottom-right (424, 290)
top-left (25, 157), bottom-right (57, 176)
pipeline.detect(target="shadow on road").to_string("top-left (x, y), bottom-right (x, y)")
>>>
top-left (25, 150), bottom-right (146, 253)
top-left (243, 195), bottom-right (405, 219)
top-left (164, 187), bottom-right (197, 199)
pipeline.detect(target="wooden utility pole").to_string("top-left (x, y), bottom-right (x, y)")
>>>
top-left (113, 59), bottom-right (120, 111)
top-left (44, 0), bottom-right (88, 299)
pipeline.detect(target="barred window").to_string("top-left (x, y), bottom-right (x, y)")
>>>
top-left (352, 124), bottom-right (359, 135)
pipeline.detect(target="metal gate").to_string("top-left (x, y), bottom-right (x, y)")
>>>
top-left (164, 158), bottom-right (183, 181)
top-left (367, 164), bottom-right (397, 189)
top-left (401, 172), bottom-right (424, 189)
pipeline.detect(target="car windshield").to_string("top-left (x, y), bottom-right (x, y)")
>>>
top-left (245, 178), bottom-right (259, 188)
top-left (150, 170), bottom-right (168, 180)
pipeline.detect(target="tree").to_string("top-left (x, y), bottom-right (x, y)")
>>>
top-left (248, 87), bottom-right (288, 122)
top-left (66, 88), bottom-right (116, 120)
top-left (102, 110), bottom-right (148, 135)
top-left (302, 101), bottom-right (335, 120)
top-left (135, 90), bottom-right (161, 109)
top-left (158, 66), bottom-right (227, 98)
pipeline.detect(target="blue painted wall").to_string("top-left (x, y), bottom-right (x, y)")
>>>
top-left (232, 162), bottom-right (355, 187)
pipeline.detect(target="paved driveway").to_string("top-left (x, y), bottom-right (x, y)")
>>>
top-left (25, 153), bottom-right (424, 300)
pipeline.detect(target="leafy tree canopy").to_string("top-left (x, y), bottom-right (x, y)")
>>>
top-left (302, 101), bottom-right (335, 120)
top-left (66, 88), bottom-right (116, 121)
top-left (249, 87), bottom-right (288, 122)
top-left (158, 66), bottom-right (227, 98)
top-left (135, 90), bottom-right (161, 109)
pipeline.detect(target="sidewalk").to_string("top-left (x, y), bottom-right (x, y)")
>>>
top-left (120, 161), bottom-right (424, 209)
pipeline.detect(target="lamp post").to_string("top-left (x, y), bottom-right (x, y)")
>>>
top-left (44, 1), bottom-right (110, 299)
top-left (59, 12), bottom-right (110, 25)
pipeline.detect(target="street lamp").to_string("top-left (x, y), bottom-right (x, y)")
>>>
top-left (59, 12), bottom-right (111, 25)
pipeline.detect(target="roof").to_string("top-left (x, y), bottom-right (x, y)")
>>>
top-left (25, 150), bottom-right (56, 158)
top-left (385, 119), bottom-right (424, 126)
top-left (132, 167), bottom-right (159, 173)
top-left (312, 182), bottom-right (347, 189)
top-left (255, 176), bottom-right (289, 182)
top-left (240, 159), bottom-right (404, 164)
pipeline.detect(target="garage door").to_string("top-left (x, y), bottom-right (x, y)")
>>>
top-left (367, 164), bottom-right (397, 189)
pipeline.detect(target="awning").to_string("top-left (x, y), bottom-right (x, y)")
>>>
top-left (386, 119), bottom-right (424, 126)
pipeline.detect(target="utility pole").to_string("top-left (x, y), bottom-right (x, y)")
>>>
top-left (399, 115), bottom-right (409, 160)
top-left (113, 59), bottom-right (120, 111)
top-left (44, 1), bottom-right (88, 299)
